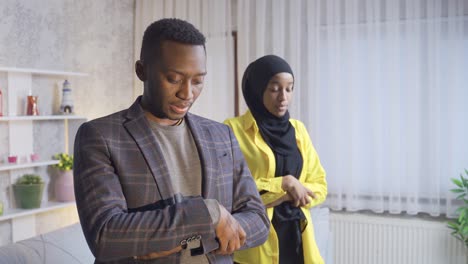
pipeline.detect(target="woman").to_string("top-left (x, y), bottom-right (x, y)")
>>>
top-left (225, 55), bottom-right (327, 264)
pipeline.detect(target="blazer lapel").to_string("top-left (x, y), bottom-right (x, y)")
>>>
top-left (123, 98), bottom-right (174, 200)
top-left (186, 113), bottom-right (219, 199)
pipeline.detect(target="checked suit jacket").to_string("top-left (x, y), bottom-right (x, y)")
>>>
top-left (73, 97), bottom-right (269, 263)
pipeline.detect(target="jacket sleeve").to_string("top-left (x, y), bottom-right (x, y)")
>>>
top-left (73, 122), bottom-right (216, 261)
top-left (256, 177), bottom-right (285, 194)
top-left (227, 126), bottom-right (270, 250)
top-left (296, 121), bottom-right (328, 209)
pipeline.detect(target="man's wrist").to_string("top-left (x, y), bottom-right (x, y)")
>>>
top-left (204, 199), bottom-right (220, 226)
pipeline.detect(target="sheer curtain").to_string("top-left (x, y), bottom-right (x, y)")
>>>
top-left (134, 0), bottom-right (234, 122)
top-left (237, 0), bottom-right (468, 217)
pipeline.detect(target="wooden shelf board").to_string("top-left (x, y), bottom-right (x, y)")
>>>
top-left (0, 115), bottom-right (86, 121)
top-left (0, 67), bottom-right (87, 77)
top-left (0, 160), bottom-right (59, 171)
top-left (0, 202), bottom-right (76, 222)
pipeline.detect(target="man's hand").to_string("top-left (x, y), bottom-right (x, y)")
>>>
top-left (134, 245), bottom-right (183, 260)
top-left (281, 175), bottom-right (316, 207)
top-left (215, 204), bottom-right (246, 255)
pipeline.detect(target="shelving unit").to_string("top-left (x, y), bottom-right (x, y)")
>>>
top-left (0, 67), bottom-right (87, 243)
top-left (0, 115), bottom-right (86, 156)
top-left (0, 67), bottom-right (87, 77)
top-left (0, 160), bottom-right (59, 171)
top-left (0, 115), bottom-right (86, 121)
top-left (0, 201), bottom-right (75, 222)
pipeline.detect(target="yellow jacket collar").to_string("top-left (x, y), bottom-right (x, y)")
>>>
top-left (241, 110), bottom-right (258, 133)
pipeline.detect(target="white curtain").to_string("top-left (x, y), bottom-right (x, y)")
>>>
top-left (134, 0), bottom-right (234, 122)
top-left (237, 0), bottom-right (468, 217)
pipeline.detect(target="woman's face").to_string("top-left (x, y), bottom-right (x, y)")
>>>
top-left (262, 72), bottom-right (294, 117)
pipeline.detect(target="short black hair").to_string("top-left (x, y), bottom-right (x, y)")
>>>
top-left (140, 18), bottom-right (206, 63)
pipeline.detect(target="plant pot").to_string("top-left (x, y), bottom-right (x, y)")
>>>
top-left (55, 170), bottom-right (75, 202)
top-left (13, 183), bottom-right (44, 209)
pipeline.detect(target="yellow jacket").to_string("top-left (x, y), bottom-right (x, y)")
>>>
top-left (224, 111), bottom-right (327, 264)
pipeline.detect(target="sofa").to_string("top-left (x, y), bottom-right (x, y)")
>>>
top-left (0, 207), bottom-right (332, 263)
top-left (0, 223), bottom-right (94, 264)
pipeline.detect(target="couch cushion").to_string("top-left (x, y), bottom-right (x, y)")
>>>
top-left (0, 243), bottom-right (39, 264)
top-left (0, 223), bottom-right (94, 264)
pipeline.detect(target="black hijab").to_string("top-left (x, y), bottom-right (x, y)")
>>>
top-left (242, 55), bottom-right (298, 157)
top-left (242, 55), bottom-right (304, 178)
top-left (242, 55), bottom-right (306, 263)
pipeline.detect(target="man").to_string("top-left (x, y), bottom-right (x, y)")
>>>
top-left (73, 18), bottom-right (269, 264)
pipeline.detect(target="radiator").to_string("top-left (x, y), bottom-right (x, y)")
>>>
top-left (330, 212), bottom-right (467, 264)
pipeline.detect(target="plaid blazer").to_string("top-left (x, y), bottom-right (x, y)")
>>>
top-left (73, 98), bottom-right (269, 264)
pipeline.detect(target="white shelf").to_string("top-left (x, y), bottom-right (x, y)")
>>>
top-left (0, 201), bottom-right (76, 222)
top-left (0, 67), bottom-right (87, 77)
top-left (0, 115), bottom-right (86, 121)
top-left (0, 66), bottom-right (84, 242)
top-left (0, 160), bottom-right (59, 171)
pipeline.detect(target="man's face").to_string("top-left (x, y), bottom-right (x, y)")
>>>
top-left (139, 40), bottom-right (206, 125)
top-left (262, 72), bottom-right (294, 118)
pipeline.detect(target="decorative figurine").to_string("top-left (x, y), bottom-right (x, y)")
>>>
top-left (26, 95), bottom-right (39, 115)
top-left (60, 80), bottom-right (74, 114)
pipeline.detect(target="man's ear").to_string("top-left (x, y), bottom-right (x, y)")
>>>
top-left (135, 60), bottom-right (146, 81)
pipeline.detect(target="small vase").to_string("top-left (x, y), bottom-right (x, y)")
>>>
top-left (14, 183), bottom-right (44, 209)
top-left (55, 170), bottom-right (75, 202)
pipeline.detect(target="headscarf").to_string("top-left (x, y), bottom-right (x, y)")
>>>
top-left (242, 55), bottom-right (298, 157)
top-left (242, 55), bottom-right (306, 263)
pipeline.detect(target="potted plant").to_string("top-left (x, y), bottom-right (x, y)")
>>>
top-left (13, 174), bottom-right (45, 209)
top-left (447, 169), bottom-right (468, 254)
top-left (52, 153), bottom-right (75, 202)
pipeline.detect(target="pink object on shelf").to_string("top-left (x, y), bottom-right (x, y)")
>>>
top-left (30, 153), bottom-right (39, 162)
top-left (8, 156), bottom-right (18, 163)
top-left (55, 170), bottom-right (75, 202)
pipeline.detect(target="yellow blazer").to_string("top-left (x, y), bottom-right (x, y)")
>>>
top-left (224, 111), bottom-right (327, 264)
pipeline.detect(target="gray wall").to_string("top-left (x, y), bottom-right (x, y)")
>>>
top-left (0, 0), bottom-right (135, 119)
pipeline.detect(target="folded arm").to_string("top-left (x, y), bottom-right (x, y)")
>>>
top-left (255, 122), bottom-right (327, 209)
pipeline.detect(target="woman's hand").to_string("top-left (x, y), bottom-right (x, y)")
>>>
top-left (281, 175), bottom-right (316, 207)
top-left (265, 193), bottom-right (292, 208)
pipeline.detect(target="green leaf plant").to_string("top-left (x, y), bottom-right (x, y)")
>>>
top-left (52, 153), bottom-right (73, 171)
top-left (15, 174), bottom-right (44, 185)
top-left (447, 169), bottom-right (468, 249)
